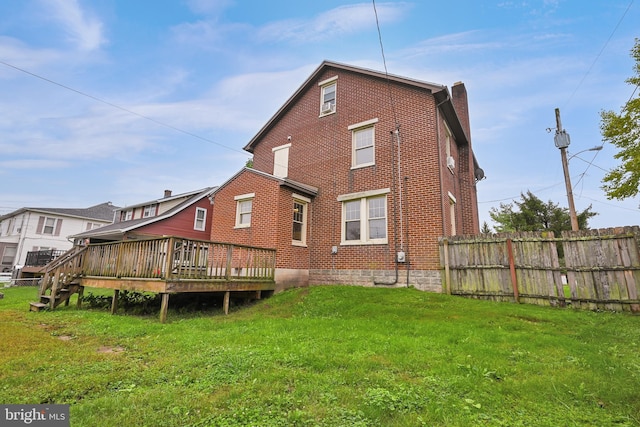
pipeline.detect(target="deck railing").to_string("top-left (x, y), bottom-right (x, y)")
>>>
top-left (82, 236), bottom-right (276, 282)
top-left (25, 249), bottom-right (66, 267)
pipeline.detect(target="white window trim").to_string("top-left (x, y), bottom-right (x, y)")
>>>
top-left (319, 77), bottom-right (337, 117)
top-left (444, 122), bottom-right (455, 174)
top-left (292, 195), bottom-right (310, 247)
top-left (234, 194), bottom-right (255, 229)
top-left (449, 192), bottom-right (457, 236)
top-left (143, 204), bottom-right (156, 218)
top-left (347, 118), bottom-right (379, 130)
top-left (194, 207), bottom-right (207, 231)
top-left (338, 189), bottom-right (390, 246)
top-left (42, 217), bottom-right (57, 235)
top-left (350, 120), bottom-right (378, 169)
top-left (318, 76), bottom-right (338, 86)
top-left (272, 143), bottom-right (291, 178)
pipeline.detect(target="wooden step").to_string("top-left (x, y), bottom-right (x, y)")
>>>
top-left (29, 302), bottom-right (47, 312)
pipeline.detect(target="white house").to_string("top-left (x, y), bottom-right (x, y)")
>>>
top-left (0, 202), bottom-right (118, 272)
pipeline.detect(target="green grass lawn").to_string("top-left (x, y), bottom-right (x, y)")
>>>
top-left (0, 285), bottom-right (638, 426)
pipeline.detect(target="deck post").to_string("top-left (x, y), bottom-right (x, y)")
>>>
top-left (77, 286), bottom-right (84, 308)
top-left (160, 293), bottom-right (170, 323)
top-left (111, 290), bottom-right (119, 315)
top-left (223, 291), bottom-right (230, 315)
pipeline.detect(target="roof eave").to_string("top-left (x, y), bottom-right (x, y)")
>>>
top-left (244, 60), bottom-right (446, 153)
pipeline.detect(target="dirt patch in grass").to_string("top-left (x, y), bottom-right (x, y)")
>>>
top-left (97, 346), bottom-right (125, 354)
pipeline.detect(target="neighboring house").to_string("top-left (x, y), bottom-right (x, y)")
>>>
top-left (0, 202), bottom-right (117, 272)
top-left (72, 188), bottom-right (216, 243)
top-left (210, 60), bottom-right (483, 291)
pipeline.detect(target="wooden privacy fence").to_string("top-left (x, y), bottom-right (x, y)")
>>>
top-left (439, 227), bottom-right (640, 313)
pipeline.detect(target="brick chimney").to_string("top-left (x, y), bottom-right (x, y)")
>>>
top-left (451, 81), bottom-right (470, 140)
top-left (164, 190), bottom-right (172, 198)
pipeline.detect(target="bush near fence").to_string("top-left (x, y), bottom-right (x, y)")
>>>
top-left (439, 227), bottom-right (640, 313)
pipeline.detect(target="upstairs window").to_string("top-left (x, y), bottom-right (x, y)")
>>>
top-left (143, 204), bottom-right (157, 218)
top-left (121, 210), bottom-right (133, 221)
top-left (194, 207), bottom-right (207, 231)
top-left (37, 216), bottom-right (62, 236)
top-left (349, 118), bottom-right (378, 168)
top-left (234, 193), bottom-right (254, 228)
top-left (272, 143), bottom-right (291, 178)
top-left (319, 76), bottom-right (337, 116)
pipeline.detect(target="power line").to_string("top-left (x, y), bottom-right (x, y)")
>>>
top-left (0, 60), bottom-right (246, 155)
top-left (563, 0), bottom-right (635, 109)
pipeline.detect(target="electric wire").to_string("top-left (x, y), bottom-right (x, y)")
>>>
top-left (373, 0), bottom-right (404, 251)
top-left (562, 0), bottom-right (635, 109)
top-left (0, 60), bottom-right (246, 155)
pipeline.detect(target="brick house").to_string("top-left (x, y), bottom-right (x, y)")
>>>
top-left (210, 61), bottom-right (482, 291)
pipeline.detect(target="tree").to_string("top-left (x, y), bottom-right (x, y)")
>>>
top-left (245, 158), bottom-right (254, 168)
top-left (489, 191), bottom-right (597, 234)
top-left (480, 221), bottom-right (492, 234)
top-left (600, 38), bottom-right (640, 200)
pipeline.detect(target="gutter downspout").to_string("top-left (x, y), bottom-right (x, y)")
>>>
top-left (374, 129), bottom-right (401, 286)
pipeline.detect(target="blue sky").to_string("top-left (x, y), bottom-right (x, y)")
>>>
top-left (0, 0), bottom-right (638, 230)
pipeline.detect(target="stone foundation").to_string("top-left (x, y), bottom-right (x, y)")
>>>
top-left (309, 269), bottom-right (442, 292)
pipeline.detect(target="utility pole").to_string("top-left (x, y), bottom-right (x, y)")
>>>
top-left (554, 108), bottom-right (579, 231)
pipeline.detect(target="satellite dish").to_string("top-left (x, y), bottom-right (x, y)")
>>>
top-left (474, 168), bottom-right (485, 181)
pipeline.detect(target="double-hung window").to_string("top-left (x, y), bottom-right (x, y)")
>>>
top-left (43, 217), bottom-right (56, 234)
top-left (194, 207), bottom-right (207, 231)
top-left (338, 189), bottom-right (389, 245)
top-left (349, 118), bottom-right (378, 168)
top-left (292, 194), bottom-right (310, 246)
top-left (319, 76), bottom-right (337, 115)
top-left (143, 204), bottom-right (157, 218)
top-left (234, 193), bottom-right (254, 228)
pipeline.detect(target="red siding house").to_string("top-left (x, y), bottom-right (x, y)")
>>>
top-left (210, 61), bottom-right (483, 291)
top-left (74, 188), bottom-right (216, 242)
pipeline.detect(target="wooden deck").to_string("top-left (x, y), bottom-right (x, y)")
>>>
top-left (34, 237), bottom-right (276, 321)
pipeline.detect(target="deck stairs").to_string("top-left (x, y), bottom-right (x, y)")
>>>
top-left (29, 246), bottom-right (87, 312)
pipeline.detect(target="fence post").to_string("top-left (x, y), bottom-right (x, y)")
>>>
top-left (506, 238), bottom-right (520, 303)
top-left (443, 238), bottom-right (451, 295)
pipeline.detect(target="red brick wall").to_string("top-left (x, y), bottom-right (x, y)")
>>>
top-left (250, 67), bottom-right (455, 272)
top-left (210, 169), bottom-right (310, 271)
top-left (215, 65), bottom-right (481, 286)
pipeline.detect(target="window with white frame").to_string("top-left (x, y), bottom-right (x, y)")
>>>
top-left (445, 122), bottom-right (455, 172)
top-left (272, 143), bottom-right (291, 178)
top-left (194, 207), bottom-right (207, 231)
top-left (319, 76), bottom-right (337, 115)
top-left (43, 217), bottom-right (57, 235)
top-left (338, 189), bottom-right (389, 245)
top-left (449, 192), bottom-right (457, 236)
top-left (292, 194), bottom-right (310, 246)
top-left (143, 204), bottom-right (157, 218)
top-left (349, 118), bottom-right (378, 168)
top-left (121, 210), bottom-right (133, 221)
top-left (1, 245), bottom-right (17, 266)
top-left (234, 193), bottom-right (254, 228)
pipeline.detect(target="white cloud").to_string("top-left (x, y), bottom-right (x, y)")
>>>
top-left (257, 2), bottom-right (410, 44)
top-left (0, 37), bottom-right (62, 74)
top-left (39, 0), bottom-right (106, 51)
top-left (186, 0), bottom-right (234, 16)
